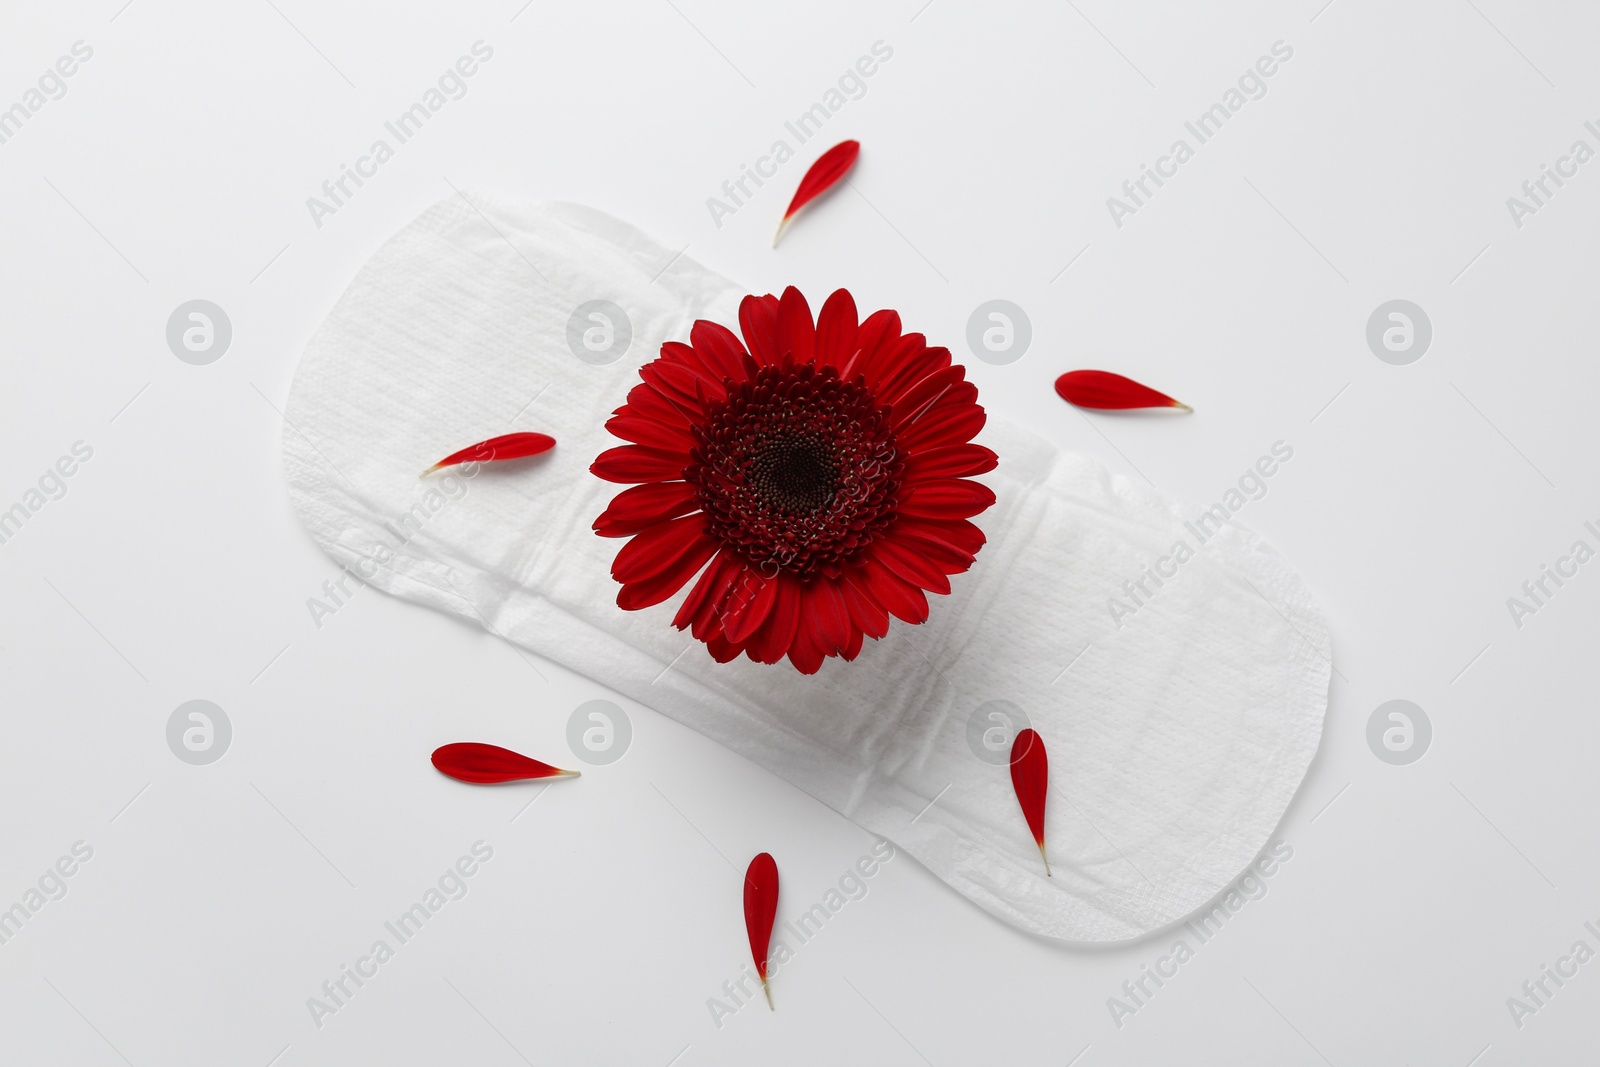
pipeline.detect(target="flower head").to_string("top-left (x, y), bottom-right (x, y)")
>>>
top-left (591, 287), bottom-right (997, 674)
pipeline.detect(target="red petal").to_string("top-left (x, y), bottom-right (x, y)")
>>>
top-left (591, 445), bottom-right (689, 484)
top-left (775, 287), bottom-right (815, 365)
top-left (857, 557), bottom-right (929, 625)
top-left (605, 412), bottom-right (694, 452)
top-left (611, 513), bottom-right (710, 584)
top-left (706, 630), bottom-right (743, 663)
top-left (618, 560), bottom-right (714, 611)
top-left (624, 382), bottom-right (694, 429)
top-left (852, 309), bottom-right (902, 378)
top-left (674, 550), bottom-right (743, 636)
top-left (431, 742), bottom-right (576, 783)
top-left (902, 443), bottom-right (998, 479)
top-left (617, 535), bottom-right (717, 610)
top-left (1010, 729), bottom-right (1051, 875)
top-left (746, 576), bottom-right (803, 663)
top-left (862, 333), bottom-right (928, 393)
top-left (667, 337), bottom-right (742, 391)
top-left (901, 381), bottom-right (979, 432)
top-left (840, 572), bottom-right (890, 639)
top-left (739, 294), bottom-right (782, 365)
top-left (785, 626), bottom-right (827, 674)
top-left (805, 579), bottom-right (851, 655)
top-left (744, 853), bottom-right (780, 998)
top-left (872, 539), bottom-right (952, 596)
top-left (593, 481), bottom-right (698, 537)
top-left (879, 349), bottom-right (956, 410)
top-left (650, 348), bottom-right (727, 405)
top-left (814, 288), bottom-right (859, 370)
top-left (893, 517), bottom-right (985, 567)
top-left (1055, 370), bottom-right (1190, 411)
top-left (887, 364), bottom-right (966, 427)
top-left (636, 363), bottom-right (694, 411)
top-left (890, 523), bottom-right (977, 573)
top-left (426, 432), bottom-right (554, 474)
top-left (690, 320), bottom-right (750, 381)
top-left (775, 139), bottom-right (859, 245)
top-left (639, 357), bottom-right (696, 407)
top-left (896, 401), bottom-right (987, 454)
top-left (898, 478), bottom-right (996, 520)
top-left (721, 571), bottom-right (779, 645)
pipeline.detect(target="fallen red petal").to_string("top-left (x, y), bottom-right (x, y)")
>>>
top-left (424, 432), bottom-right (554, 475)
top-left (431, 743), bottom-right (579, 783)
top-left (774, 140), bottom-right (860, 247)
top-left (743, 852), bottom-right (780, 1009)
top-left (1009, 728), bottom-right (1051, 876)
top-left (1054, 370), bottom-right (1191, 412)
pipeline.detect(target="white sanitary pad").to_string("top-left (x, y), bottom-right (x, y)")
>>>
top-left (282, 194), bottom-right (1331, 942)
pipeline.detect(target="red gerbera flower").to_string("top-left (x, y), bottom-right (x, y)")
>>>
top-left (590, 287), bottom-right (997, 674)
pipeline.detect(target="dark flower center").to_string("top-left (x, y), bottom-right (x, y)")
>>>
top-left (687, 363), bottom-right (903, 580)
top-left (747, 435), bottom-right (837, 512)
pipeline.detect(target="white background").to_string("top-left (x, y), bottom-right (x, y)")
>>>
top-left (2, 0), bottom-right (1598, 1063)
